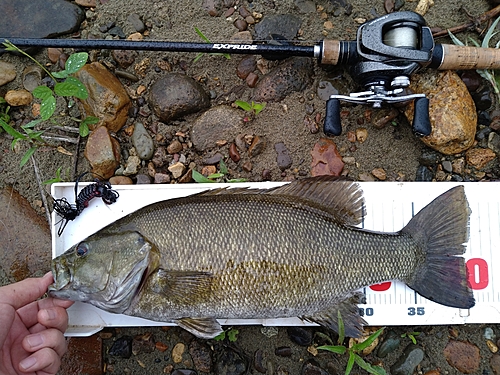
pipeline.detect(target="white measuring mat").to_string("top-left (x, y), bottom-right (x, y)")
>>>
top-left (51, 181), bottom-right (498, 337)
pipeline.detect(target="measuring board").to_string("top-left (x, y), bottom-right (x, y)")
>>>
top-left (51, 181), bottom-right (498, 337)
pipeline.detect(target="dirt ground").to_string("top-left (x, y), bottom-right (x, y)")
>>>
top-left (1, 0), bottom-right (500, 374)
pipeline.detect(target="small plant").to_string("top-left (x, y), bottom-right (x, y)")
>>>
top-left (317, 312), bottom-right (386, 375)
top-left (192, 159), bottom-right (247, 183)
top-left (401, 331), bottom-right (420, 345)
top-left (193, 27), bottom-right (231, 62)
top-left (0, 40), bottom-right (98, 167)
top-left (43, 166), bottom-right (68, 184)
top-left (0, 97), bottom-right (10, 125)
top-left (448, 15), bottom-right (500, 100)
top-left (235, 100), bottom-right (266, 121)
top-left (214, 327), bottom-right (239, 342)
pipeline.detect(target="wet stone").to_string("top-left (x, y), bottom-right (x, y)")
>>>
top-left (154, 173), bottom-right (170, 184)
top-left (460, 70), bottom-right (482, 92)
top-left (466, 147), bottom-right (496, 169)
top-left (84, 126), bottom-right (121, 179)
top-left (112, 50), bottom-right (137, 69)
top-left (302, 359), bottom-right (329, 375)
top-left (488, 132), bottom-right (500, 155)
top-left (136, 174), bottom-right (151, 184)
top-left (191, 106), bottom-right (244, 151)
top-left (442, 160), bottom-right (453, 173)
top-left (131, 122), bottom-right (154, 160)
top-left (248, 135), bottom-right (266, 157)
top-left (254, 14), bottom-right (302, 41)
top-left (109, 176), bottom-right (133, 185)
top-left (275, 142), bottom-right (293, 170)
top-left (287, 327), bottom-right (312, 346)
top-left (472, 86), bottom-right (493, 111)
top-left (168, 162), bottom-right (186, 179)
top-left (415, 165), bottom-right (433, 181)
top-left (172, 342), bottom-right (185, 363)
top-left (203, 152), bottom-right (224, 165)
top-left (237, 56), bottom-right (256, 79)
top-left (0, 61), bottom-right (16, 86)
top-left (127, 13), bottom-right (145, 33)
top-left (246, 72), bottom-right (259, 88)
top-left (189, 340), bottom-right (212, 373)
top-left (229, 143), bottom-right (241, 162)
top-left (419, 150), bottom-right (439, 166)
top-left (108, 26), bottom-right (126, 39)
top-left (4, 89), bottom-right (32, 106)
top-left (443, 340), bottom-right (480, 374)
top-left (75, 62), bottom-right (131, 133)
top-left (254, 349), bottom-right (267, 373)
top-left (310, 138), bottom-right (344, 177)
top-left (491, 354), bottom-right (500, 374)
top-left (0, 0), bottom-right (84, 42)
top-left (390, 344), bottom-right (424, 375)
top-left (109, 336), bottom-right (133, 359)
top-left (152, 146), bottom-right (168, 168)
top-left (377, 330), bottom-right (401, 358)
top-left (253, 57), bottom-right (313, 102)
top-left (216, 347), bottom-right (246, 375)
top-left (123, 155), bottom-right (141, 176)
top-left (149, 73), bottom-right (210, 123)
top-left (275, 346), bottom-right (292, 357)
top-left (132, 332), bottom-right (155, 355)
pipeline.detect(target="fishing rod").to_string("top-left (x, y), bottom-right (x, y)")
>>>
top-left (3, 11), bottom-right (500, 136)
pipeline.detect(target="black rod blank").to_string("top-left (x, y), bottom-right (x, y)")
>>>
top-left (1, 37), bottom-right (316, 57)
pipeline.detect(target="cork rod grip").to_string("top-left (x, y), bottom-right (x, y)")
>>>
top-left (438, 44), bottom-right (500, 70)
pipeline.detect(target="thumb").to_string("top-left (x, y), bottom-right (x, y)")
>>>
top-left (0, 272), bottom-right (53, 310)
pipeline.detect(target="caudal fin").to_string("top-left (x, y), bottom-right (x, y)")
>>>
top-left (402, 186), bottom-right (475, 309)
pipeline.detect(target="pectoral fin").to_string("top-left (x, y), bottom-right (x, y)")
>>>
top-left (303, 292), bottom-right (367, 338)
top-left (176, 317), bottom-right (223, 339)
top-left (150, 269), bottom-right (213, 305)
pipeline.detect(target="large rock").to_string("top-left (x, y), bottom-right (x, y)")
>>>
top-left (254, 14), bottom-right (302, 41)
top-left (0, 0), bottom-right (84, 40)
top-left (405, 70), bottom-right (476, 155)
top-left (252, 57), bottom-right (313, 102)
top-left (75, 62), bottom-right (131, 133)
top-left (148, 73), bottom-right (210, 123)
top-left (84, 126), bottom-right (121, 179)
top-left (191, 106), bottom-right (244, 151)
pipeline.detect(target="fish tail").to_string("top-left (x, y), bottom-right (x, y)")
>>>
top-left (402, 186), bottom-right (475, 309)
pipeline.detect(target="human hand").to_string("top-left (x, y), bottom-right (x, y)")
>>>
top-left (0, 272), bottom-right (74, 375)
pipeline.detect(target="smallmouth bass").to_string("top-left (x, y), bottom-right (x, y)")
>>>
top-left (49, 177), bottom-right (475, 338)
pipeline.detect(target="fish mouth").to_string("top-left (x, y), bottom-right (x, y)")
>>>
top-left (48, 257), bottom-right (73, 298)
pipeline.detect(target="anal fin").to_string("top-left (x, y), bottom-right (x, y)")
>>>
top-left (303, 292), bottom-right (367, 338)
top-left (176, 317), bottom-right (223, 339)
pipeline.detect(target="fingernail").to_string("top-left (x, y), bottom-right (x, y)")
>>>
top-left (27, 334), bottom-right (43, 348)
top-left (41, 308), bottom-right (57, 321)
top-left (19, 356), bottom-right (37, 370)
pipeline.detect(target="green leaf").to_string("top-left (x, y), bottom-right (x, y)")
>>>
top-left (352, 328), bottom-right (384, 352)
top-left (33, 86), bottom-right (54, 100)
top-left (64, 52), bottom-right (88, 74)
top-left (219, 159), bottom-right (228, 175)
top-left (43, 167), bottom-right (63, 184)
top-left (81, 116), bottom-right (99, 126)
top-left (20, 147), bottom-right (37, 168)
top-left (192, 169), bottom-right (215, 183)
top-left (0, 97), bottom-right (6, 104)
top-left (22, 119), bottom-right (43, 129)
top-left (226, 178), bottom-right (248, 183)
top-left (354, 354), bottom-right (387, 375)
top-left (52, 70), bottom-right (69, 79)
top-left (207, 172), bottom-right (224, 179)
top-left (40, 96), bottom-right (56, 120)
top-left (2, 40), bottom-right (18, 52)
top-left (193, 53), bottom-right (204, 63)
top-left (54, 77), bottom-right (88, 99)
top-left (253, 102), bottom-right (266, 115)
top-left (0, 119), bottom-right (27, 140)
top-left (195, 27), bottom-right (211, 43)
top-left (317, 345), bottom-right (347, 355)
top-left (79, 122), bottom-right (89, 137)
top-left (235, 100), bottom-right (252, 112)
top-left (213, 331), bottom-right (226, 341)
top-left (447, 30), bottom-right (465, 47)
top-left (345, 351), bottom-right (355, 375)
top-left (227, 328), bottom-right (239, 342)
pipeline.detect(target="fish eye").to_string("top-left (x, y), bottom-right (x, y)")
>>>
top-left (76, 242), bottom-right (89, 257)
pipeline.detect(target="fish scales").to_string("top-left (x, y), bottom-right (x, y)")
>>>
top-left (49, 177), bottom-right (475, 339)
top-left (97, 194), bottom-right (417, 317)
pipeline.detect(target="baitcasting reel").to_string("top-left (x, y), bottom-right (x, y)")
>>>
top-left (323, 12), bottom-right (434, 137)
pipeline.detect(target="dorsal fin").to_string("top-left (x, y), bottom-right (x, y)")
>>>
top-left (267, 176), bottom-right (365, 226)
top-left (196, 176), bottom-right (365, 226)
